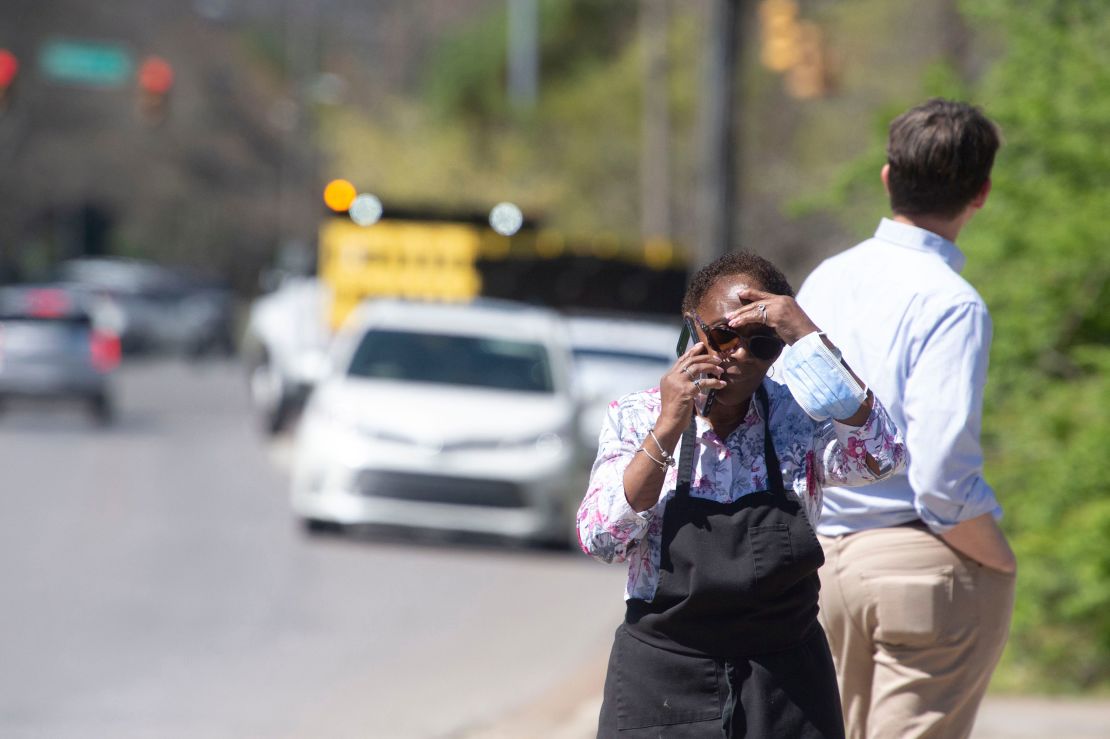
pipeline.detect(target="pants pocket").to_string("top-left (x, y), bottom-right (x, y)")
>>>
top-left (613, 630), bottom-right (721, 730)
top-left (863, 567), bottom-right (954, 647)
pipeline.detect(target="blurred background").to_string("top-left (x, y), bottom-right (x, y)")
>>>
top-left (1, 0), bottom-right (1108, 736)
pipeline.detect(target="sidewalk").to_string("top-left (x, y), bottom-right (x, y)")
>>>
top-left (458, 654), bottom-right (1110, 738)
top-left (971, 696), bottom-right (1110, 738)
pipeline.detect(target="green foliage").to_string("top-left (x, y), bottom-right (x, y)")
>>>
top-left (323, 2), bottom-right (701, 239)
top-left (422, 11), bottom-right (511, 121)
top-left (423, 0), bottom-right (638, 123)
top-left (959, 0), bottom-right (1110, 691)
top-left (239, 27), bottom-right (290, 79)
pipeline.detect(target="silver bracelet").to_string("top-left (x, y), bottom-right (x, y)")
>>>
top-left (647, 429), bottom-right (675, 466)
top-left (637, 446), bottom-right (675, 472)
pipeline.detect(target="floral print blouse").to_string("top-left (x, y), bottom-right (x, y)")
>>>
top-left (577, 379), bottom-right (906, 602)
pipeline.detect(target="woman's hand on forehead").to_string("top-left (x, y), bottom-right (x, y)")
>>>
top-left (726, 285), bottom-right (822, 345)
top-left (707, 284), bottom-right (753, 320)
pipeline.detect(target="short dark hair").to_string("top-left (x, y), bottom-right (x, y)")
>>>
top-left (682, 251), bottom-right (794, 315)
top-left (886, 98), bottom-right (1001, 219)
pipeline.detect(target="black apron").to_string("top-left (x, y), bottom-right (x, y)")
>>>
top-left (597, 385), bottom-right (844, 738)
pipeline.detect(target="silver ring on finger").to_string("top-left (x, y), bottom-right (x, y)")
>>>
top-left (758, 304), bottom-right (767, 323)
top-left (682, 365), bottom-right (693, 378)
top-left (692, 378), bottom-right (702, 390)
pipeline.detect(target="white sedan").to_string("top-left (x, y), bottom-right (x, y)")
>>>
top-left (566, 314), bottom-right (680, 456)
top-left (291, 299), bottom-right (586, 547)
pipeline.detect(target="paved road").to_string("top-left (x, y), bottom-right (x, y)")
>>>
top-left (0, 360), bottom-right (626, 738)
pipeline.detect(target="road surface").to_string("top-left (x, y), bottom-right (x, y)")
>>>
top-left (0, 360), bottom-right (625, 738)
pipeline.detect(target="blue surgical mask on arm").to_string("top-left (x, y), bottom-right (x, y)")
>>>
top-left (781, 332), bottom-right (868, 421)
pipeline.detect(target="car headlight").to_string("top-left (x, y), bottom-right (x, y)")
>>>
top-left (305, 402), bottom-right (374, 439)
top-left (316, 412), bottom-right (571, 457)
top-left (533, 431), bottom-right (565, 455)
top-left (496, 430), bottom-right (568, 455)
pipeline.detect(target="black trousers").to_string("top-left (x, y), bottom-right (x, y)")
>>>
top-left (597, 624), bottom-right (845, 738)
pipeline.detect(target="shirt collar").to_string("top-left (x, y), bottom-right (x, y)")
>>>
top-left (694, 384), bottom-right (765, 444)
top-left (874, 217), bottom-right (966, 273)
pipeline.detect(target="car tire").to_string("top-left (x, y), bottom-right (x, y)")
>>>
top-left (529, 501), bottom-right (580, 552)
top-left (268, 392), bottom-right (297, 435)
top-left (247, 348), bottom-right (295, 434)
top-left (301, 518), bottom-right (342, 535)
top-left (186, 327), bottom-right (236, 361)
top-left (565, 504), bottom-right (581, 552)
top-left (88, 392), bottom-right (114, 426)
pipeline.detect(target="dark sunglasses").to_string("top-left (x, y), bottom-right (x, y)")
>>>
top-left (690, 311), bottom-right (785, 361)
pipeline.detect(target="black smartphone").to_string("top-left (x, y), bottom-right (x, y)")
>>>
top-left (678, 318), bottom-right (716, 416)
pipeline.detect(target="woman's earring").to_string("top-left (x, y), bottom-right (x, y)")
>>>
top-left (768, 364), bottom-right (776, 379)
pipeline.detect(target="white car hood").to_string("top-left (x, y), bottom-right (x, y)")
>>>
top-left (312, 378), bottom-right (573, 445)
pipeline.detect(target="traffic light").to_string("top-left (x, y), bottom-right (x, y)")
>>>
top-left (323, 179), bottom-right (357, 212)
top-left (759, 0), bottom-right (800, 73)
top-left (0, 49), bottom-right (18, 113)
top-left (758, 0), bottom-right (832, 99)
top-left (785, 21), bottom-right (829, 100)
top-left (136, 55), bottom-right (173, 124)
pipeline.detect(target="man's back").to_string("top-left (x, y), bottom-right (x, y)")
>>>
top-left (798, 218), bottom-right (999, 536)
top-left (799, 98), bottom-right (1015, 739)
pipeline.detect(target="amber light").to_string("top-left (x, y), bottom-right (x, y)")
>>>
top-left (323, 179), bottom-right (357, 212)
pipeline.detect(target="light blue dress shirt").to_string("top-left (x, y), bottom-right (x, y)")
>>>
top-left (796, 218), bottom-right (1003, 536)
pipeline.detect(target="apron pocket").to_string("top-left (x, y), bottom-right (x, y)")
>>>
top-left (750, 520), bottom-right (824, 597)
top-left (749, 522), bottom-right (795, 596)
top-left (615, 629), bottom-right (722, 729)
top-left (863, 567), bottom-right (954, 647)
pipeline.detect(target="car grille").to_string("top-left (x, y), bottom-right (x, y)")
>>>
top-left (355, 470), bottom-right (527, 509)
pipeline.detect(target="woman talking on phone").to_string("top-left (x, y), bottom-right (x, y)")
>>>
top-left (578, 252), bottom-right (906, 738)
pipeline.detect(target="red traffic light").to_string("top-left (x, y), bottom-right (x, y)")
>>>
top-left (0, 49), bottom-right (18, 88)
top-left (137, 56), bottom-right (174, 95)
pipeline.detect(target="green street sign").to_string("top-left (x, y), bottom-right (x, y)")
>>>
top-left (39, 39), bottom-right (133, 87)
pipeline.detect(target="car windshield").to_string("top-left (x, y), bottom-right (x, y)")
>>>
top-left (0, 317), bottom-right (91, 354)
top-left (347, 329), bottom-right (554, 393)
top-left (572, 347), bottom-right (671, 366)
top-left (572, 348), bottom-right (671, 398)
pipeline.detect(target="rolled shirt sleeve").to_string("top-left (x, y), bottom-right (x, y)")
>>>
top-left (821, 394), bottom-right (907, 487)
top-left (903, 301), bottom-right (1002, 533)
top-left (577, 398), bottom-right (660, 563)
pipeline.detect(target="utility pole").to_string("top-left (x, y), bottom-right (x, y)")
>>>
top-left (696, 0), bottom-right (741, 267)
top-left (640, 0), bottom-right (671, 243)
top-left (278, 0), bottom-right (319, 259)
top-left (507, 0), bottom-right (539, 107)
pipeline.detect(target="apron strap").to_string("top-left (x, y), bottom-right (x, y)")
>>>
top-left (675, 413), bottom-right (698, 499)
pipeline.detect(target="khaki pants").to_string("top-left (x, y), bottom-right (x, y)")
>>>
top-left (818, 525), bottom-right (1015, 739)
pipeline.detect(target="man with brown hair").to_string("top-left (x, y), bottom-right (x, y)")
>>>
top-left (796, 98), bottom-right (1017, 738)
